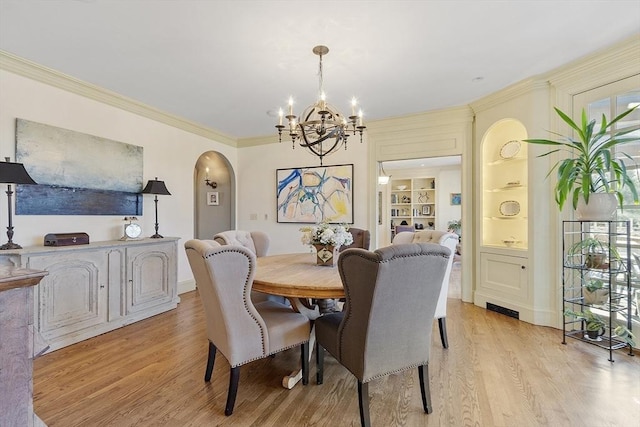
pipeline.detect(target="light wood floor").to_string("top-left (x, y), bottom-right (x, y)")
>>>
top-left (34, 289), bottom-right (639, 426)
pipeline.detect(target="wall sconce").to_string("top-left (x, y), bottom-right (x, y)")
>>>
top-left (205, 167), bottom-right (217, 189)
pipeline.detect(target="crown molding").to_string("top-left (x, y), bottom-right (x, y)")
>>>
top-left (237, 134), bottom-right (280, 148)
top-left (470, 79), bottom-right (549, 113)
top-left (548, 34), bottom-right (640, 94)
top-left (0, 50), bottom-right (237, 147)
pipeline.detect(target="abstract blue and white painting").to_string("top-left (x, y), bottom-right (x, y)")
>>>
top-left (276, 164), bottom-right (353, 223)
top-left (15, 119), bottom-right (143, 215)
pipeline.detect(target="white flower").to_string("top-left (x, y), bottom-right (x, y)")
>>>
top-left (299, 221), bottom-right (353, 248)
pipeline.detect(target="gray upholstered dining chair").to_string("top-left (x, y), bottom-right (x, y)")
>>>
top-left (315, 243), bottom-right (450, 427)
top-left (339, 227), bottom-right (371, 252)
top-left (184, 239), bottom-right (310, 416)
top-left (392, 230), bottom-right (459, 348)
top-left (213, 230), bottom-right (269, 256)
top-left (213, 230), bottom-right (286, 304)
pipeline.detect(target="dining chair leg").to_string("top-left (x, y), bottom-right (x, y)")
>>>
top-left (301, 342), bottom-right (309, 385)
top-left (418, 364), bottom-right (432, 414)
top-left (438, 317), bottom-right (449, 349)
top-left (357, 380), bottom-right (371, 427)
top-left (316, 343), bottom-right (324, 384)
top-left (224, 366), bottom-right (240, 416)
top-left (204, 341), bottom-right (216, 381)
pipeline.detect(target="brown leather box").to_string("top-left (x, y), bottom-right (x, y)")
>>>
top-left (44, 232), bottom-right (90, 246)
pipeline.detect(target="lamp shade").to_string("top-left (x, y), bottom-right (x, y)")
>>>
top-left (141, 178), bottom-right (171, 195)
top-left (0, 160), bottom-right (37, 184)
top-left (378, 162), bottom-right (390, 185)
top-left (378, 175), bottom-right (390, 185)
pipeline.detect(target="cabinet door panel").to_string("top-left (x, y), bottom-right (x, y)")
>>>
top-left (126, 243), bottom-right (176, 314)
top-left (29, 251), bottom-right (107, 340)
top-left (479, 252), bottom-right (528, 300)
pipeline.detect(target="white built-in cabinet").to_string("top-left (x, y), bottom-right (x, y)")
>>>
top-left (0, 238), bottom-right (179, 352)
top-left (476, 119), bottom-right (531, 315)
top-left (473, 83), bottom-right (554, 326)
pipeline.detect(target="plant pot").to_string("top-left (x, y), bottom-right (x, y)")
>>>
top-left (575, 193), bottom-right (617, 221)
top-left (583, 288), bottom-right (609, 305)
top-left (585, 253), bottom-right (608, 269)
top-left (313, 244), bottom-right (339, 267)
top-left (585, 327), bottom-right (605, 340)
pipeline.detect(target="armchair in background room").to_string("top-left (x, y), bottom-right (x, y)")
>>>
top-left (394, 224), bottom-right (415, 235)
top-left (184, 240), bottom-right (310, 416)
top-left (315, 243), bottom-right (450, 427)
top-left (392, 230), bottom-right (459, 348)
top-left (339, 227), bottom-right (371, 252)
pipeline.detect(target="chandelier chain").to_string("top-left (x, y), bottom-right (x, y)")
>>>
top-left (318, 52), bottom-right (324, 97)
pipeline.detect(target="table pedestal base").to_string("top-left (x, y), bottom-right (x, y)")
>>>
top-left (282, 298), bottom-right (322, 389)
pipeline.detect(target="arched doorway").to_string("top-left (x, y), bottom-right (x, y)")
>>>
top-left (194, 151), bottom-right (235, 239)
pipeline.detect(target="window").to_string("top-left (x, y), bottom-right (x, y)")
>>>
top-left (585, 90), bottom-right (640, 244)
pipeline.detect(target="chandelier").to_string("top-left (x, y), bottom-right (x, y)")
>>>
top-left (276, 45), bottom-right (366, 165)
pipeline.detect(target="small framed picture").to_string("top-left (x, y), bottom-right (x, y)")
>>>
top-left (450, 193), bottom-right (461, 205)
top-left (207, 191), bottom-right (219, 206)
top-left (422, 205), bottom-right (431, 215)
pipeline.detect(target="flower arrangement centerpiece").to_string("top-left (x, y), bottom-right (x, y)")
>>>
top-left (301, 222), bottom-right (353, 266)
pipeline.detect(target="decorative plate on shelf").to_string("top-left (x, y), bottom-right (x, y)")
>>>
top-left (499, 200), bottom-right (520, 216)
top-left (396, 185), bottom-right (407, 191)
top-left (502, 239), bottom-right (521, 247)
top-left (500, 140), bottom-right (521, 159)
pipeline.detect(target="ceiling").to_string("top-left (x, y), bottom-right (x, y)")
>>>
top-left (1, 1), bottom-right (639, 140)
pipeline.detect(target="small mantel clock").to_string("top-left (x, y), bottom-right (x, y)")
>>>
top-left (121, 216), bottom-right (142, 240)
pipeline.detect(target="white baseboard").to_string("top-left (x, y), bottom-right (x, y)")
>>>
top-left (178, 279), bottom-right (196, 295)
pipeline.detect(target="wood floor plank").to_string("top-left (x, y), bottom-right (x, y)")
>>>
top-left (33, 290), bottom-right (640, 427)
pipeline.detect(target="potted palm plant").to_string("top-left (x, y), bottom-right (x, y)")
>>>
top-left (524, 107), bottom-right (639, 220)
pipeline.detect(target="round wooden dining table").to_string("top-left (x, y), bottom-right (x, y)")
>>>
top-left (253, 252), bottom-right (345, 389)
top-left (253, 252), bottom-right (345, 301)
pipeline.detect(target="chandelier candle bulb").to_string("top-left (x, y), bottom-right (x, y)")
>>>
top-left (278, 109), bottom-right (283, 126)
top-left (351, 97), bottom-right (357, 116)
top-left (319, 92), bottom-right (327, 111)
top-left (358, 110), bottom-right (363, 127)
top-left (288, 97), bottom-right (294, 116)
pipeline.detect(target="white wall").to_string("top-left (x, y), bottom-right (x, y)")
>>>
top-left (436, 168), bottom-right (462, 229)
top-left (0, 70), bottom-right (236, 288)
top-left (237, 139), bottom-right (369, 254)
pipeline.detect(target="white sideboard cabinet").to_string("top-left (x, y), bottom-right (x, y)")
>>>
top-left (0, 238), bottom-right (179, 353)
